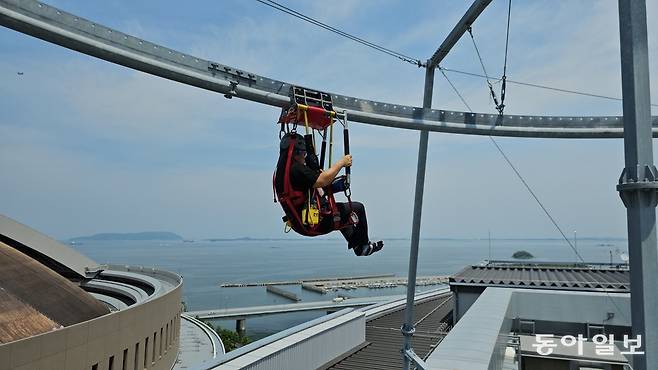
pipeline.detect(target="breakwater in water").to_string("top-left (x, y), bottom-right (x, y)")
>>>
top-left (221, 274), bottom-right (449, 293)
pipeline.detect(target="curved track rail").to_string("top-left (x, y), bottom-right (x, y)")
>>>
top-left (1, 0), bottom-right (657, 138)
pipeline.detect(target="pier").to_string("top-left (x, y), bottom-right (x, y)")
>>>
top-left (266, 286), bottom-right (300, 301)
top-left (219, 273), bottom-right (396, 287)
top-left (301, 283), bottom-right (327, 294)
top-left (220, 274), bottom-right (449, 292)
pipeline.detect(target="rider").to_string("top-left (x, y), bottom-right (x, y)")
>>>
top-left (275, 133), bottom-right (383, 256)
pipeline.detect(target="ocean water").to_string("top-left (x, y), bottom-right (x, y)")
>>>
top-left (73, 238), bottom-right (627, 339)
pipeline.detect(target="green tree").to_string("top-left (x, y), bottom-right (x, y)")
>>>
top-left (215, 327), bottom-right (251, 352)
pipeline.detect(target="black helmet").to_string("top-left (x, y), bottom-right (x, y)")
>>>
top-left (280, 132), bottom-right (306, 153)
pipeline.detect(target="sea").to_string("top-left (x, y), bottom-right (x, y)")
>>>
top-left (72, 237), bottom-right (627, 340)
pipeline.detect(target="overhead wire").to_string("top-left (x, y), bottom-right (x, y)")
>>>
top-left (452, 0), bottom-right (633, 327)
top-left (257, 0), bottom-right (633, 324)
top-left (440, 66), bottom-right (658, 108)
top-left (452, 0), bottom-right (597, 269)
top-left (254, 0), bottom-right (654, 109)
top-left (502, 0), bottom-right (512, 78)
top-left (498, 0), bottom-right (512, 113)
top-left (439, 68), bottom-right (473, 112)
top-left (467, 27), bottom-right (502, 113)
top-left (253, 0), bottom-right (424, 67)
top-left (438, 70), bottom-right (586, 261)
top-left (446, 1), bottom-right (612, 269)
top-left (438, 68), bottom-right (630, 325)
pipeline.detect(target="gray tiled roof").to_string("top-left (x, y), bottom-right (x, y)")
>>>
top-left (326, 294), bottom-right (453, 370)
top-left (450, 261), bottom-right (630, 292)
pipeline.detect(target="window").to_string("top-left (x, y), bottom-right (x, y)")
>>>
top-left (152, 332), bottom-right (157, 363)
top-left (122, 348), bottom-right (128, 370)
top-left (109, 356), bottom-right (114, 370)
top-left (144, 337), bottom-right (149, 369)
top-left (134, 343), bottom-right (139, 370)
top-left (170, 320), bottom-right (174, 344)
top-left (91, 364), bottom-right (98, 370)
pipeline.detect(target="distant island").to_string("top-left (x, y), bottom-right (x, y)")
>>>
top-left (512, 250), bottom-right (535, 259)
top-left (70, 232), bottom-right (184, 241)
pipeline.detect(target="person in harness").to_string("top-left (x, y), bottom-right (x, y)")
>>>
top-left (275, 132), bottom-right (383, 256)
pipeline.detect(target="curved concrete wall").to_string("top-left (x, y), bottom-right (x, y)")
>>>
top-left (0, 268), bottom-right (183, 370)
top-left (0, 214), bottom-right (99, 278)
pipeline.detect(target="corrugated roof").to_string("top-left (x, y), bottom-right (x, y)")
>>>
top-left (326, 294), bottom-right (453, 370)
top-left (450, 261), bottom-right (630, 292)
top-left (0, 289), bottom-right (59, 343)
top-left (0, 242), bottom-right (109, 343)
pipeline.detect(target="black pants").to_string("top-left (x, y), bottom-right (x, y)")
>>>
top-left (317, 201), bottom-right (369, 254)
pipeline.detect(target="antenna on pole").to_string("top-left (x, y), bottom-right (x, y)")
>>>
top-left (574, 230), bottom-right (578, 260)
top-left (488, 230), bottom-right (492, 261)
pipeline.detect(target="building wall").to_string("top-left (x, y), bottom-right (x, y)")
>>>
top-left (452, 285), bottom-right (485, 322)
top-left (522, 356), bottom-right (625, 370)
top-left (0, 277), bottom-right (182, 370)
top-left (510, 289), bottom-right (630, 328)
top-left (215, 310), bottom-right (366, 370)
top-left (426, 288), bottom-right (515, 370)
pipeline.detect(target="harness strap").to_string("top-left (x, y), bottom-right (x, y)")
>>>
top-left (280, 136), bottom-right (321, 235)
top-left (276, 130), bottom-right (355, 235)
top-left (272, 170), bottom-right (277, 203)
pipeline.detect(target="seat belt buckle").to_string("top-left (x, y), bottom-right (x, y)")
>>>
top-left (302, 206), bottom-right (320, 226)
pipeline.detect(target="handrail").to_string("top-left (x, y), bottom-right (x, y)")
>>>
top-left (186, 308), bottom-right (357, 370)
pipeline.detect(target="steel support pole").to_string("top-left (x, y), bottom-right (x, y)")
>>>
top-left (427, 0), bottom-right (493, 69)
top-left (401, 65), bottom-right (434, 370)
top-left (616, 1), bottom-right (657, 369)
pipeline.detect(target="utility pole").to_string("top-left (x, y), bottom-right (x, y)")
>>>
top-left (488, 230), bottom-right (492, 261)
top-left (401, 3), bottom-right (493, 368)
top-left (616, 1), bottom-right (657, 369)
top-left (401, 65), bottom-right (434, 370)
top-left (574, 230), bottom-right (578, 260)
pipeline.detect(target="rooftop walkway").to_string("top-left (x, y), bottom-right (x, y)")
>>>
top-left (325, 293), bottom-right (453, 370)
top-left (174, 314), bottom-right (224, 369)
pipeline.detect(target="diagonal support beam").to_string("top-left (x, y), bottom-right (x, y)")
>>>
top-left (402, 2), bottom-right (491, 368)
top-left (2, 0), bottom-right (658, 138)
top-left (427, 0), bottom-right (493, 69)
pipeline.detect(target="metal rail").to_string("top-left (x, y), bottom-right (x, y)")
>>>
top-left (428, 0), bottom-right (493, 68)
top-left (1, 0), bottom-right (657, 138)
top-left (187, 295), bottom-right (405, 320)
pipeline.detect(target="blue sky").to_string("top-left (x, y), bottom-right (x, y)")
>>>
top-left (1, 0), bottom-right (657, 240)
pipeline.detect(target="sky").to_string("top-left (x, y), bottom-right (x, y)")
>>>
top-left (1, 0), bottom-right (657, 240)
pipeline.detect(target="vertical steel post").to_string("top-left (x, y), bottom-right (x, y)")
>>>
top-left (402, 64), bottom-right (434, 370)
top-left (616, 1), bottom-right (657, 369)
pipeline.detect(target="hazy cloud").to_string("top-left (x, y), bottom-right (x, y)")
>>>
top-left (1, 1), bottom-right (656, 240)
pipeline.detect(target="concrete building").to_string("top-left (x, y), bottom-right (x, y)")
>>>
top-left (0, 214), bottom-right (185, 370)
top-left (1, 213), bottom-right (638, 370)
top-left (428, 261), bottom-right (633, 370)
top-left (0, 214), bottom-right (638, 370)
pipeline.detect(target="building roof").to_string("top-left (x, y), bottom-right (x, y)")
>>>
top-left (0, 214), bottom-right (99, 279)
top-left (174, 315), bottom-right (223, 369)
top-left (0, 242), bottom-right (109, 344)
top-left (326, 293), bottom-right (453, 370)
top-left (450, 261), bottom-right (630, 292)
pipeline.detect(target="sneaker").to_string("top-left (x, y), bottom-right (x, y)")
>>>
top-left (358, 240), bottom-right (383, 256)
